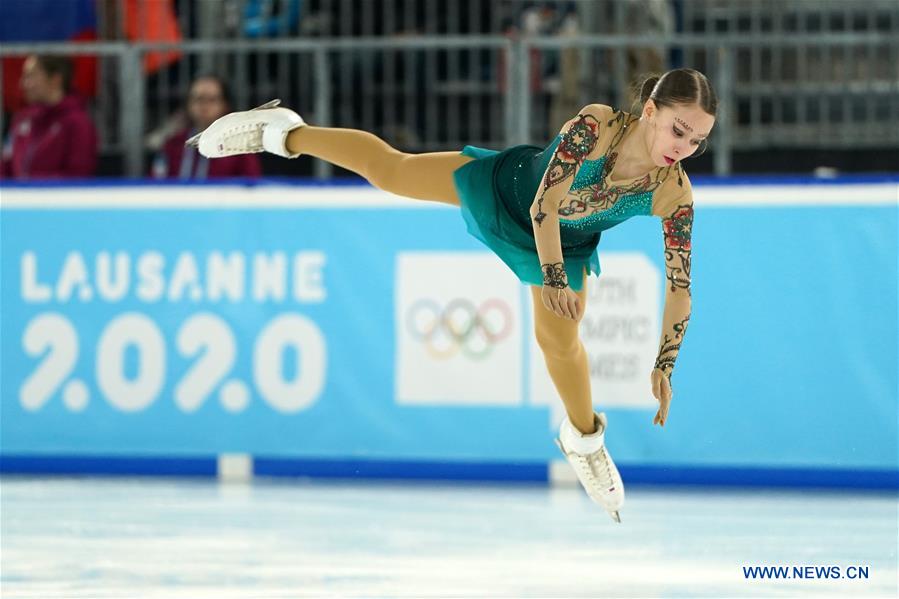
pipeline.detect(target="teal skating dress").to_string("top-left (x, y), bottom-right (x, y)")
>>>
top-left (452, 107), bottom-right (691, 291)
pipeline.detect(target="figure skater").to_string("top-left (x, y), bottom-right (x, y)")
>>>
top-left (188, 68), bottom-right (718, 522)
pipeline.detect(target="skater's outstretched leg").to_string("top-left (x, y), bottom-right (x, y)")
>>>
top-left (286, 127), bottom-right (471, 206)
top-left (190, 101), bottom-right (471, 206)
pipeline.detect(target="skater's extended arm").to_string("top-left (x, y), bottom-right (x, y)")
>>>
top-left (651, 200), bottom-right (694, 426)
top-left (530, 105), bottom-right (607, 320)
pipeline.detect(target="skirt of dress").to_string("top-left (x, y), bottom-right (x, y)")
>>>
top-left (451, 144), bottom-right (600, 292)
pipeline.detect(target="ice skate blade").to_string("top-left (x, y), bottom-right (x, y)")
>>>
top-left (609, 510), bottom-right (621, 523)
top-left (252, 99), bottom-right (281, 110)
top-left (184, 99), bottom-right (282, 148)
top-left (185, 132), bottom-right (202, 147)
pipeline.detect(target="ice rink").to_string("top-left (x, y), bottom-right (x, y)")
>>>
top-left (1, 476), bottom-right (896, 598)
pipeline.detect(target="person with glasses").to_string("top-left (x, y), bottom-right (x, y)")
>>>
top-left (153, 75), bottom-right (261, 180)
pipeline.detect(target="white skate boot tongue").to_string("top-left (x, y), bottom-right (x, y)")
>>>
top-left (561, 414), bottom-right (606, 455)
top-left (260, 109), bottom-right (305, 158)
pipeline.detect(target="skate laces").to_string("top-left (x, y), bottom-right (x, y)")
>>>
top-left (575, 447), bottom-right (616, 492)
top-left (221, 122), bottom-right (265, 153)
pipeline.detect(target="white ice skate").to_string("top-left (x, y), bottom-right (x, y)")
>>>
top-left (555, 412), bottom-right (625, 523)
top-left (185, 99), bottom-right (305, 159)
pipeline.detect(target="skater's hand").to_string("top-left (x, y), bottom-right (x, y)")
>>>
top-left (651, 368), bottom-right (672, 427)
top-left (541, 285), bottom-right (583, 321)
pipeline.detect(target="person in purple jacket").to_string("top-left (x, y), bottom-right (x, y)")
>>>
top-left (1, 55), bottom-right (98, 179)
top-left (153, 75), bottom-right (262, 180)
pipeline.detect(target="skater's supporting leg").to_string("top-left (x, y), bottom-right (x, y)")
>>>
top-left (286, 126), bottom-right (472, 206)
top-left (530, 282), bottom-right (594, 435)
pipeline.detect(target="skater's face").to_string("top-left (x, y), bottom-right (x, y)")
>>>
top-left (642, 101), bottom-right (715, 167)
top-left (188, 78), bottom-right (229, 130)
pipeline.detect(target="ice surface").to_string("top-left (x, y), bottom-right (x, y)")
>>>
top-left (1, 477), bottom-right (896, 598)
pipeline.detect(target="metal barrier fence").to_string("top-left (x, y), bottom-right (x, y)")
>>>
top-left (2, 27), bottom-right (897, 177)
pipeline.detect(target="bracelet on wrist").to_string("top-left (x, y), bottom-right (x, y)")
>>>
top-left (541, 262), bottom-right (568, 289)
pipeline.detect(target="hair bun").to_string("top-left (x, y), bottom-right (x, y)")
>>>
top-left (640, 76), bottom-right (661, 105)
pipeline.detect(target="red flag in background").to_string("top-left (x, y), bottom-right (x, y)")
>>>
top-left (123, 0), bottom-right (183, 74)
top-left (0, 0), bottom-right (98, 114)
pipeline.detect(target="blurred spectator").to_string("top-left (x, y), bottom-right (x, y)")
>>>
top-left (242, 0), bottom-right (303, 38)
top-left (152, 75), bottom-right (261, 180)
top-left (549, 6), bottom-right (582, 131)
top-left (622, 0), bottom-right (675, 108)
top-left (1, 55), bottom-right (98, 180)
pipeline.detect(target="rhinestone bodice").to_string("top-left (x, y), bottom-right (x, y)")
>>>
top-left (570, 151), bottom-right (609, 190)
top-left (560, 152), bottom-right (654, 232)
top-left (502, 130), bottom-right (655, 241)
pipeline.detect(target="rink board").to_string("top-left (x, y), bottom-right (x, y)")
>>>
top-left (1, 177), bottom-right (896, 488)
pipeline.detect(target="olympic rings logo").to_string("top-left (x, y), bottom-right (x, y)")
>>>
top-left (405, 298), bottom-right (514, 360)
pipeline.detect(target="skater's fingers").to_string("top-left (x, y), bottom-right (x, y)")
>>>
top-left (571, 296), bottom-right (582, 321)
top-left (657, 388), bottom-right (672, 425)
top-left (661, 376), bottom-right (673, 401)
top-left (540, 286), bottom-right (557, 315)
top-left (542, 294), bottom-right (554, 314)
top-left (547, 288), bottom-right (568, 319)
top-left (552, 288), bottom-right (568, 319)
top-left (558, 293), bottom-right (574, 320)
top-left (551, 299), bottom-right (565, 319)
top-left (550, 293), bottom-right (565, 318)
top-left (651, 372), bottom-right (662, 401)
top-left (561, 288), bottom-right (580, 321)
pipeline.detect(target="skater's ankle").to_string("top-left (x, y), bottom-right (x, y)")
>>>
top-left (285, 127), bottom-right (307, 154)
top-left (571, 417), bottom-right (597, 436)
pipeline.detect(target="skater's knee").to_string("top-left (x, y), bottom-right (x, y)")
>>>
top-left (534, 324), bottom-right (581, 358)
top-left (364, 148), bottom-right (408, 193)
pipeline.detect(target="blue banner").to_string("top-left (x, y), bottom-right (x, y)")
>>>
top-left (1, 182), bottom-right (896, 481)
